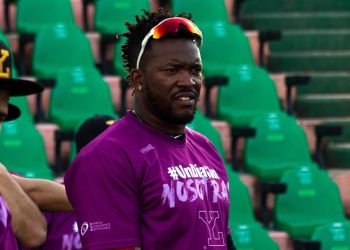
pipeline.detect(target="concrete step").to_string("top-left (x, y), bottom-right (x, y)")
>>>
top-left (268, 51), bottom-right (350, 72)
top-left (241, 0), bottom-right (350, 14)
top-left (242, 12), bottom-right (350, 31)
top-left (295, 94), bottom-right (350, 118)
top-left (270, 30), bottom-right (350, 52)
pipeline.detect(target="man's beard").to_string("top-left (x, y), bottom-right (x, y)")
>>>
top-left (144, 85), bottom-right (197, 125)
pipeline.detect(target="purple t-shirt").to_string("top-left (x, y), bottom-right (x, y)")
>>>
top-left (64, 111), bottom-right (230, 250)
top-left (0, 194), bottom-right (18, 249)
top-left (38, 212), bottom-right (81, 250)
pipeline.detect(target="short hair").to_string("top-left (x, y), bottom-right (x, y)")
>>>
top-left (120, 8), bottom-right (196, 80)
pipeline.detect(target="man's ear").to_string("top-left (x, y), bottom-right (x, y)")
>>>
top-left (129, 68), bottom-right (144, 92)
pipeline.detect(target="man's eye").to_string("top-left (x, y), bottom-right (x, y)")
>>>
top-left (166, 68), bottom-right (177, 73)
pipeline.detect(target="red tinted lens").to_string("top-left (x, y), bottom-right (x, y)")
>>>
top-left (153, 17), bottom-right (202, 40)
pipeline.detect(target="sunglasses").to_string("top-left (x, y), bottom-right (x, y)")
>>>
top-left (136, 17), bottom-right (203, 69)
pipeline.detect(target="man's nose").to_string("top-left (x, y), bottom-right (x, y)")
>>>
top-left (178, 71), bottom-right (196, 87)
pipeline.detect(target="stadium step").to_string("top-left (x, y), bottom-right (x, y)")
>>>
top-left (241, 0), bottom-right (350, 14)
top-left (269, 29), bottom-right (350, 52)
top-left (241, 12), bottom-right (350, 31)
top-left (268, 51), bottom-right (350, 72)
top-left (295, 94), bottom-right (350, 118)
top-left (296, 72), bottom-right (350, 95)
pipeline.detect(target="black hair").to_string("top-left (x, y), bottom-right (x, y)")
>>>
top-left (120, 8), bottom-right (196, 80)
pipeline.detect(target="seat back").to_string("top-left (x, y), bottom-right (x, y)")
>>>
top-left (9, 96), bottom-right (33, 123)
top-left (113, 36), bottom-right (128, 78)
top-left (32, 23), bottom-right (95, 78)
top-left (217, 65), bottom-right (281, 126)
top-left (0, 119), bottom-right (53, 179)
top-left (232, 223), bottom-right (279, 250)
top-left (94, 0), bottom-right (150, 34)
top-left (16, 0), bottom-right (75, 34)
top-left (188, 110), bottom-right (226, 160)
top-left (172, 0), bottom-right (228, 23)
top-left (48, 66), bottom-right (117, 131)
top-left (200, 22), bottom-right (254, 76)
top-left (244, 112), bottom-right (314, 180)
top-left (312, 221), bottom-right (350, 250)
top-left (226, 169), bottom-right (256, 227)
top-left (274, 166), bottom-right (346, 239)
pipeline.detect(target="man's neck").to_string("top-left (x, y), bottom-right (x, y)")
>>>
top-left (131, 109), bottom-right (185, 136)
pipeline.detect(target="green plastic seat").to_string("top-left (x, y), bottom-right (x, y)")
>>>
top-left (274, 166), bottom-right (346, 239)
top-left (312, 221), bottom-right (350, 250)
top-left (200, 22), bottom-right (254, 77)
top-left (188, 110), bottom-right (226, 160)
top-left (227, 169), bottom-right (279, 249)
top-left (16, 0), bottom-right (75, 34)
top-left (113, 36), bottom-right (128, 78)
top-left (48, 66), bottom-right (118, 131)
top-left (216, 65), bottom-right (281, 127)
top-left (227, 169), bottom-right (257, 226)
top-left (232, 223), bottom-right (279, 250)
top-left (0, 118), bottom-right (53, 179)
top-left (9, 96), bottom-right (33, 123)
top-left (94, 0), bottom-right (150, 34)
top-left (31, 23), bottom-right (95, 79)
top-left (172, 0), bottom-right (228, 23)
top-left (0, 29), bottom-right (10, 46)
top-left (244, 112), bottom-right (317, 181)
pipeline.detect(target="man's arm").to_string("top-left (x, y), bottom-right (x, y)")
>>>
top-left (0, 163), bottom-right (47, 247)
top-left (12, 175), bottom-right (73, 212)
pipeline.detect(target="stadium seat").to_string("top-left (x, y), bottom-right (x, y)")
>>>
top-left (0, 118), bottom-right (54, 179)
top-left (94, 0), bottom-right (150, 73)
top-left (48, 66), bottom-right (117, 132)
top-left (227, 169), bottom-right (279, 249)
top-left (16, 0), bottom-right (76, 74)
top-left (0, 29), bottom-right (10, 46)
top-left (243, 112), bottom-right (318, 181)
top-left (16, 0), bottom-right (75, 34)
top-left (274, 166), bottom-right (347, 240)
top-left (31, 23), bottom-right (95, 80)
top-left (200, 22), bottom-right (254, 77)
top-left (231, 223), bottom-right (279, 250)
top-left (214, 65), bottom-right (281, 127)
top-left (113, 36), bottom-right (127, 78)
top-left (312, 221), bottom-right (350, 250)
top-left (172, 0), bottom-right (229, 23)
top-left (94, 0), bottom-right (150, 35)
top-left (188, 110), bottom-right (226, 160)
top-left (9, 96), bottom-right (33, 123)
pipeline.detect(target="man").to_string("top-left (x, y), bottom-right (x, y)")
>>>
top-left (65, 9), bottom-right (235, 250)
top-left (0, 40), bottom-right (47, 248)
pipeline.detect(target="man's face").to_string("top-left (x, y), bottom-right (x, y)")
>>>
top-left (138, 38), bottom-right (202, 125)
top-left (0, 90), bottom-right (10, 128)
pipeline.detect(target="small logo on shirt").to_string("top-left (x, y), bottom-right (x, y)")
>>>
top-left (80, 222), bottom-right (89, 236)
top-left (140, 144), bottom-right (155, 154)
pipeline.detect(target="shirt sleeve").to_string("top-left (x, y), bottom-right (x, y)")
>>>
top-left (64, 145), bottom-right (141, 250)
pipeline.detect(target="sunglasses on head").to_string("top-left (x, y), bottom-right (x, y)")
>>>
top-left (136, 17), bottom-right (203, 69)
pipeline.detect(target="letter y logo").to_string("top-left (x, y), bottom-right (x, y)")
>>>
top-left (199, 210), bottom-right (225, 246)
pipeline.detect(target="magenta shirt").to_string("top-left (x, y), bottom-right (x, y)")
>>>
top-left (39, 211), bottom-right (81, 250)
top-left (0, 194), bottom-right (18, 249)
top-left (65, 112), bottom-right (230, 250)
